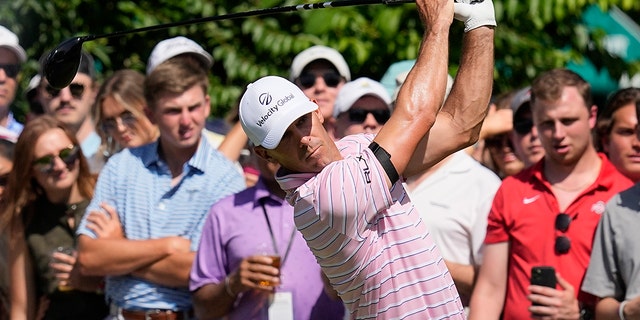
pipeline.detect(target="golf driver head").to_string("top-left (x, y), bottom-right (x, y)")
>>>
top-left (43, 37), bottom-right (86, 89)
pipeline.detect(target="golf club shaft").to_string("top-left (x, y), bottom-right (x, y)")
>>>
top-left (81, 0), bottom-right (416, 42)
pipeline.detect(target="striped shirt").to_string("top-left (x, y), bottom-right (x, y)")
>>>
top-left (77, 136), bottom-right (245, 311)
top-left (276, 134), bottom-right (464, 319)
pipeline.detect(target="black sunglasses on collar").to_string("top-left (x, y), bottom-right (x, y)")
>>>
top-left (555, 213), bottom-right (573, 254)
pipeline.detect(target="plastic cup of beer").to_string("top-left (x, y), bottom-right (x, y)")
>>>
top-left (256, 244), bottom-right (281, 287)
top-left (51, 246), bottom-right (76, 291)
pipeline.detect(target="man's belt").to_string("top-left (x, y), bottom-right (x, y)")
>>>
top-left (120, 308), bottom-right (193, 320)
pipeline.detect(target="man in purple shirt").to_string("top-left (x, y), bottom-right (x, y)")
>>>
top-left (190, 153), bottom-right (344, 319)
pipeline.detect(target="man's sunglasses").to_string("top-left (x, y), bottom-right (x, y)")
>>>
top-left (45, 83), bottom-right (86, 100)
top-left (297, 72), bottom-right (342, 89)
top-left (514, 119), bottom-right (534, 135)
top-left (101, 111), bottom-right (138, 133)
top-left (346, 109), bottom-right (391, 124)
top-left (555, 213), bottom-right (572, 255)
top-left (32, 145), bottom-right (80, 174)
top-left (0, 64), bottom-right (21, 79)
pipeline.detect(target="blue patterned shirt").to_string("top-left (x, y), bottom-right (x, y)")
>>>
top-left (5, 112), bottom-right (23, 135)
top-left (77, 136), bottom-right (245, 310)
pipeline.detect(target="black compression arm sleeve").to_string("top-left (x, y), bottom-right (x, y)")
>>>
top-left (368, 142), bottom-right (399, 185)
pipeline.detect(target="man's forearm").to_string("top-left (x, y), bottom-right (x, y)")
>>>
top-left (193, 282), bottom-right (237, 320)
top-left (468, 242), bottom-right (508, 320)
top-left (596, 297), bottom-right (640, 320)
top-left (405, 26), bottom-right (495, 176)
top-left (468, 284), bottom-right (505, 320)
top-left (131, 251), bottom-right (195, 287)
top-left (441, 26), bottom-right (495, 143)
top-left (445, 260), bottom-right (477, 297)
top-left (77, 236), bottom-right (173, 276)
top-left (372, 19), bottom-right (452, 182)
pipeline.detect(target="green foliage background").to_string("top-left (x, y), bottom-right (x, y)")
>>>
top-left (2, 0), bottom-right (640, 121)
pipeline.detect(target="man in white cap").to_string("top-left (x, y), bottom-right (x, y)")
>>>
top-left (238, 0), bottom-right (497, 317)
top-left (76, 37), bottom-right (245, 319)
top-left (289, 45), bottom-right (350, 127)
top-left (331, 77), bottom-right (392, 139)
top-left (146, 36), bottom-right (230, 149)
top-left (0, 25), bottom-right (27, 138)
top-left (145, 36), bottom-right (213, 76)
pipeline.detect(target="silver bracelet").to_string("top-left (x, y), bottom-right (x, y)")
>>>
top-left (224, 276), bottom-right (236, 297)
top-left (619, 300), bottom-right (628, 320)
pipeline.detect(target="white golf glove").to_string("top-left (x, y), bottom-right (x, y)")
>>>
top-left (454, 0), bottom-right (497, 33)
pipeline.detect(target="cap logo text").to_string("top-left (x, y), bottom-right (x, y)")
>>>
top-left (255, 93), bottom-right (295, 127)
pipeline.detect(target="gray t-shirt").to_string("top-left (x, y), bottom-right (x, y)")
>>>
top-left (582, 183), bottom-right (640, 301)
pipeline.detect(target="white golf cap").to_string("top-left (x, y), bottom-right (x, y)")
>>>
top-left (0, 25), bottom-right (26, 63)
top-left (510, 86), bottom-right (532, 116)
top-left (239, 76), bottom-right (318, 149)
top-left (333, 77), bottom-right (391, 118)
top-left (25, 74), bottom-right (41, 97)
top-left (289, 45), bottom-right (350, 82)
top-left (146, 36), bottom-right (213, 75)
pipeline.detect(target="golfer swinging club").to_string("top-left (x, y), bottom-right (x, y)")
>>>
top-left (239, 0), bottom-right (496, 318)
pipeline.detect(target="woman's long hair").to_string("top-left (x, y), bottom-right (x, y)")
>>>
top-left (93, 69), bottom-right (158, 157)
top-left (0, 115), bottom-right (95, 238)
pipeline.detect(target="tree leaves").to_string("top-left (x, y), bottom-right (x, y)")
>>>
top-left (1, 0), bottom-right (639, 122)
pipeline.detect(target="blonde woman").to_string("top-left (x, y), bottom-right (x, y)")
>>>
top-left (93, 69), bottom-right (158, 162)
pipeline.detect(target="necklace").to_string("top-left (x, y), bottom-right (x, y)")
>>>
top-left (551, 180), bottom-right (592, 192)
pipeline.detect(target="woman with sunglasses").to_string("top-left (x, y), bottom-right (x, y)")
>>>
top-left (0, 115), bottom-right (109, 319)
top-left (481, 90), bottom-right (526, 178)
top-left (290, 45), bottom-right (350, 140)
top-left (331, 77), bottom-right (392, 140)
top-left (93, 69), bottom-right (159, 163)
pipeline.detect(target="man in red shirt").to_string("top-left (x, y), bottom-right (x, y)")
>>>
top-left (470, 69), bottom-right (633, 319)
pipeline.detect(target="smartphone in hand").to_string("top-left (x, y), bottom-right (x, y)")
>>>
top-left (530, 266), bottom-right (556, 307)
top-left (530, 266), bottom-right (556, 288)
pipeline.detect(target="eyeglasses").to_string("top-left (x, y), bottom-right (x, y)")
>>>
top-left (297, 72), bottom-right (342, 89)
top-left (0, 173), bottom-right (8, 187)
top-left (555, 213), bottom-right (572, 254)
top-left (0, 64), bottom-right (20, 79)
top-left (346, 109), bottom-right (391, 124)
top-left (45, 83), bottom-right (86, 100)
top-left (101, 111), bottom-right (137, 133)
top-left (32, 145), bottom-right (80, 174)
top-left (514, 119), bottom-right (534, 135)
top-left (484, 135), bottom-right (511, 149)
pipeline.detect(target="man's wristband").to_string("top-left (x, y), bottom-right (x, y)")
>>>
top-left (368, 142), bottom-right (399, 185)
top-left (224, 276), bottom-right (237, 297)
top-left (619, 300), bottom-right (628, 320)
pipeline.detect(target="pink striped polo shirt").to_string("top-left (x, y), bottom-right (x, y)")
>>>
top-left (276, 134), bottom-right (464, 319)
